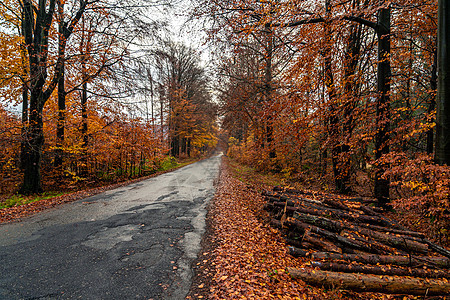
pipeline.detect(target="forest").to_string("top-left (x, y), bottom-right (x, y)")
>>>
top-left (0, 0), bottom-right (219, 198)
top-left (0, 0), bottom-right (449, 238)
top-left (194, 0), bottom-right (450, 240)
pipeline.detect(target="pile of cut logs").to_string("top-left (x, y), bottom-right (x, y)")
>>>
top-left (263, 186), bottom-right (450, 296)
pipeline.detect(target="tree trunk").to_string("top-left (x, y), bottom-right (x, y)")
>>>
top-left (19, 93), bottom-right (45, 194)
top-left (264, 25), bottom-right (275, 160)
top-left (20, 83), bottom-right (29, 171)
top-left (323, 1), bottom-right (347, 193)
top-left (55, 61), bottom-right (65, 168)
top-left (181, 137), bottom-right (187, 155)
top-left (373, 8), bottom-right (391, 204)
top-left (55, 2), bottom-right (66, 168)
top-left (187, 138), bottom-right (191, 157)
top-left (435, 0), bottom-right (450, 165)
top-left (288, 268), bottom-right (450, 295)
top-left (19, 0), bottom-right (54, 194)
top-left (171, 134), bottom-right (180, 157)
top-left (80, 57), bottom-right (88, 176)
top-left (427, 47), bottom-right (437, 155)
top-left (81, 70), bottom-right (88, 149)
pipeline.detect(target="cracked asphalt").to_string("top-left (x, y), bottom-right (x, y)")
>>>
top-left (0, 154), bottom-right (222, 300)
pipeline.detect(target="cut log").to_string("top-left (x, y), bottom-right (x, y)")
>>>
top-left (341, 197), bottom-right (364, 202)
top-left (310, 261), bottom-right (450, 279)
top-left (356, 222), bottom-right (426, 239)
top-left (284, 238), bottom-right (305, 248)
top-left (285, 218), bottom-right (374, 252)
top-left (263, 203), bottom-right (274, 211)
top-left (294, 197), bottom-right (324, 206)
top-left (303, 230), bottom-right (342, 253)
top-left (265, 196), bottom-right (284, 203)
top-left (310, 252), bottom-right (450, 269)
top-left (359, 205), bottom-right (382, 216)
top-left (270, 219), bottom-right (283, 229)
top-left (340, 230), bottom-right (405, 255)
top-left (352, 226), bottom-right (429, 254)
top-left (321, 198), bottom-right (359, 212)
top-left (293, 212), bottom-right (343, 233)
top-left (288, 267), bottom-right (450, 295)
top-left (275, 202), bottom-right (390, 226)
top-left (358, 205), bottom-right (407, 230)
top-left (288, 246), bottom-right (310, 258)
top-left (423, 239), bottom-right (450, 259)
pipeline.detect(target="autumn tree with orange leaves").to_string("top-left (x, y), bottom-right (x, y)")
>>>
top-left (195, 0), bottom-right (449, 234)
top-left (0, 0), bottom-right (221, 196)
top-left (154, 41), bottom-right (218, 158)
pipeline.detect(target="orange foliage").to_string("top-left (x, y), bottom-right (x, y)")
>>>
top-left (201, 0), bottom-right (447, 238)
top-left (0, 106), bottom-right (21, 194)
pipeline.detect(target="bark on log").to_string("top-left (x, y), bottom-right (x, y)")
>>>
top-left (423, 239), bottom-right (450, 259)
top-left (285, 218), bottom-right (374, 252)
top-left (358, 205), bottom-right (407, 230)
top-left (275, 202), bottom-right (389, 226)
top-left (311, 261), bottom-right (450, 279)
top-left (303, 230), bottom-right (342, 253)
top-left (294, 197), bottom-right (323, 205)
top-left (310, 252), bottom-right (450, 269)
top-left (352, 226), bottom-right (429, 254)
top-left (287, 268), bottom-right (450, 295)
top-left (284, 238), bottom-right (305, 248)
top-left (288, 246), bottom-right (310, 258)
top-left (265, 196), bottom-right (284, 203)
top-left (321, 198), bottom-right (359, 212)
top-left (341, 230), bottom-right (404, 255)
top-left (357, 222), bottom-right (425, 239)
top-left (270, 219), bottom-right (283, 229)
top-left (293, 212), bottom-right (343, 233)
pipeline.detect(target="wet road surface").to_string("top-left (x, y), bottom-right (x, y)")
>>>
top-left (0, 154), bottom-right (221, 300)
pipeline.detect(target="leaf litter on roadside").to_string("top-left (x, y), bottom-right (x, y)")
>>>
top-left (202, 159), bottom-right (423, 299)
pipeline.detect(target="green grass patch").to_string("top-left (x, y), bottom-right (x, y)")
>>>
top-left (158, 156), bottom-right (179, 171)
top-left (157, 156), bottom-right (193, 172)
top-left (0, 191), bottom-right (67, 209)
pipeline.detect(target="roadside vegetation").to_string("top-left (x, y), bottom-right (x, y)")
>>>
top-left (0, 155), bottom-right (199, 223)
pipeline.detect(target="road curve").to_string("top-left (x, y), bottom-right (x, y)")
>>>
top-left (0, 154), bottom-right (222, 300)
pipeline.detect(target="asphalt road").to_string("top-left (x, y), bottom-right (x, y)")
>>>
top-left (0, 154), bottom-right (222, 300)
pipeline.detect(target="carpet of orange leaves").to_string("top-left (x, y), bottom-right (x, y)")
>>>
top-left (190, 159), bottom-right (422, 300)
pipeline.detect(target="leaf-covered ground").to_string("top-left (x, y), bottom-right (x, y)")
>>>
top-left (187, 158), bottom-right (439, 299)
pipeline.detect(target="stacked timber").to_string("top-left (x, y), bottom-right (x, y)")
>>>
top-left (263, 186), bottom-right (450, 296)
